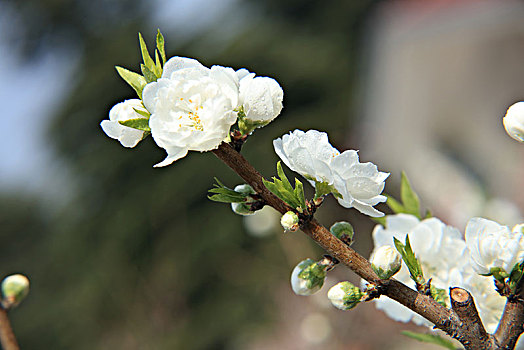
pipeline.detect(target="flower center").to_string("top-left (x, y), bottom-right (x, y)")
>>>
top-left (177, 97), bottom-right (204, 131)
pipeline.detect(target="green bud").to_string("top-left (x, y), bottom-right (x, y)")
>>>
top-left (291, 259), bottom-right (327, 295)
top-left (281, 211), bottom-right (299, 232)
top-left (2, 274), bottom-right (30, 309)
top-left (231, 202), bottom-right (255, 216)
top-left (230, 184), bottom-right (257, 216)
top-left (234, 184), bottom-right (256, 196)
top-left (327, 281), bottom-right (364, 310)
top-left (330, 221), bottom-right (354, 245)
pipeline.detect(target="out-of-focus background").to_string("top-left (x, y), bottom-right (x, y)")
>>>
top-left (1, 0), bottom-right (523, 349)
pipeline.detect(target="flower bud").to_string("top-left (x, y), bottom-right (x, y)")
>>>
top-left (1, 274), bottom-right (30, 309)
top-left (503, 102), bottom-right (524, 142)
top-left (281, 211), bottom-right (299, 232)
top-left (290, 259), bottom-right (327, 296)
top-left (234, 184), bottom-right (256, 196)
top-left (329, 221), bottom-right (354, 246)
top-left (230, 184), bottom-right (257, 216)
top-left (231, 202), bottom-right (255, 215)
top-left (370, 246), bottom-right (402, 280)
top-left (327, 281), bottom-right (364, 310)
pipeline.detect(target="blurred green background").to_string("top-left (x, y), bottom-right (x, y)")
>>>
top-left (5, 0), bottom-right (523, 349)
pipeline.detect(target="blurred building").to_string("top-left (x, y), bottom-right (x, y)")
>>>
top-left (358, 0), bottom-right (524, 229)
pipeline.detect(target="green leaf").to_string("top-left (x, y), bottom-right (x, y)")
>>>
top-left (141, 63), bottom-right (157, 83)
top-left (133, 108), bottom-right (150, 119)
top-left (208, 194), bottom-right (245, 203)
top-left (118, 118), bottom-right (151, 132)
top-left (154, 50), bottom-right (162, 77)
top-left (207, 178), bottom-right (253, 204)
top-left (400, 171), bottom-right (421, 218)
top-left (156, 29), bottom-right (166, 65)
top-left (115, 66), bottom-right (147, 98)
top-left (394, 235), bottom-right (425, 285)
top-left (372, 216), bottom-right (386, 226)
top-left (294, 179), bottom-right (306, 210)
top-left (509, 260), bottom-right (524, 294)
top-left (401, 331), bottom-right (458, 350)
top-left (138, 32), bottom-right (155, 72)
top-left (385, 194), bottom-right (404, 214)
top-left (263, 162), bottom-right (306, 210)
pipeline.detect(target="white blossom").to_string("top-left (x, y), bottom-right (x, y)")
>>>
top-left (370, 246), bottom-right (401, 280)
top-left (330, 150), bottom-right (389, 217)
top-left (100, 99), bottom-right (148, 148)
top-left (368, 214), bottom-right (505, 329)
top-left (142, 57), bottom-right (239, 167)
top-left (238, 71), bottom-right (283, 124)
top-left (273, 129), bottom-right (388, 217)
top-left (503, 102), bottom-right (524, 142)
top-left (465, 217), bottom-right (524, 275)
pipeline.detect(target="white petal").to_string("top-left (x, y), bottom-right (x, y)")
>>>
top-left (100, 120), bottom-right (121, 140)
top-left (162, 56), bottom-right (207, 79)
top-left (153, 146), bottom-right (188, 167)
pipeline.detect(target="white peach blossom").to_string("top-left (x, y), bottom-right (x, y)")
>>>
top-left (101, 99), bottom-right (148, 148)
top-left (465, 217), bottom-right (524, 275)
top-left (142, 57), bottom-right (239, 167)
top-left (273, 129), bottom-right (388, 217)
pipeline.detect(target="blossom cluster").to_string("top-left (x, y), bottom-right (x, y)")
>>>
top-left (102, 56), bottom-right (283, 167)
top-left (368, 214), bottom-right (524, 332)
top-left (274, 129), bottom-right (389, 217)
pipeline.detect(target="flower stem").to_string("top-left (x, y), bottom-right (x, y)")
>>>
top-left (0, 307), bottom-right (19, 350)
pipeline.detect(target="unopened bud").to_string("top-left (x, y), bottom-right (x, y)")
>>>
top-left (234, 184), bottom-right (256, 196)
top-left (231, 184), bottom-right (257, 216)
top-left (370, 246), bottom-right (402, 280)
top-left (329, 222), bottom-right (354, 245)
top-left (1, 274), bottom-right (30, 309)
top-left (290, 259), bottom-right (327, 296)
top-left (327, 281), bottom-right (364, 310)
top-left (281, 211), bottom-right (299, 232)
top-left (231, 202), bottom-right (255, 216)
top-left (503, 102), bottom-right (524, 142)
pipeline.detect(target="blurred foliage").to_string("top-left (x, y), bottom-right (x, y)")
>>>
top-left (1, 0), bottom-right (382, 349)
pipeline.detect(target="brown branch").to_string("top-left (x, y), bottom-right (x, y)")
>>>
top-left (450, 287), bottom-right (495, 349)
top-left (211, 142), bottom-right (508, 349)
top-left (0, 307), bottom-right (19, 350)
top-left (494, 285), bottom-right (524, 349)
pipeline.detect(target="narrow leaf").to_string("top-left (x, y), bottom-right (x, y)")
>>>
top-left (133, 108), bottom-right (150, 119)
top-left (119, 118), bottom-right (151, 132)
top-left (372, 216), bottom-right (386, 226)
top-left (400, 171), bottom-right (421, 218)
top-left (208, 194), bottom-right (245, 203)
top-left (138, 32), bottom-right (155, 72)
top-left (401, 331), bottom-right (458, 350)
top-left (154, 50), bottom-right (162, 77)
top-left (276, 162), bottom-right (295, 193)
top-left (394, 235), bottom-right (425, 285)
top-left (385, 194), bottom-right (404, 214)
top-left (294, 178), bottom-right (306, 209)
top-left (141, 64), bottom-right (157, 83)
top-left (156, 29), bottom-right (166, 65)
top-left (115, 66), bottom-right (147, 98)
